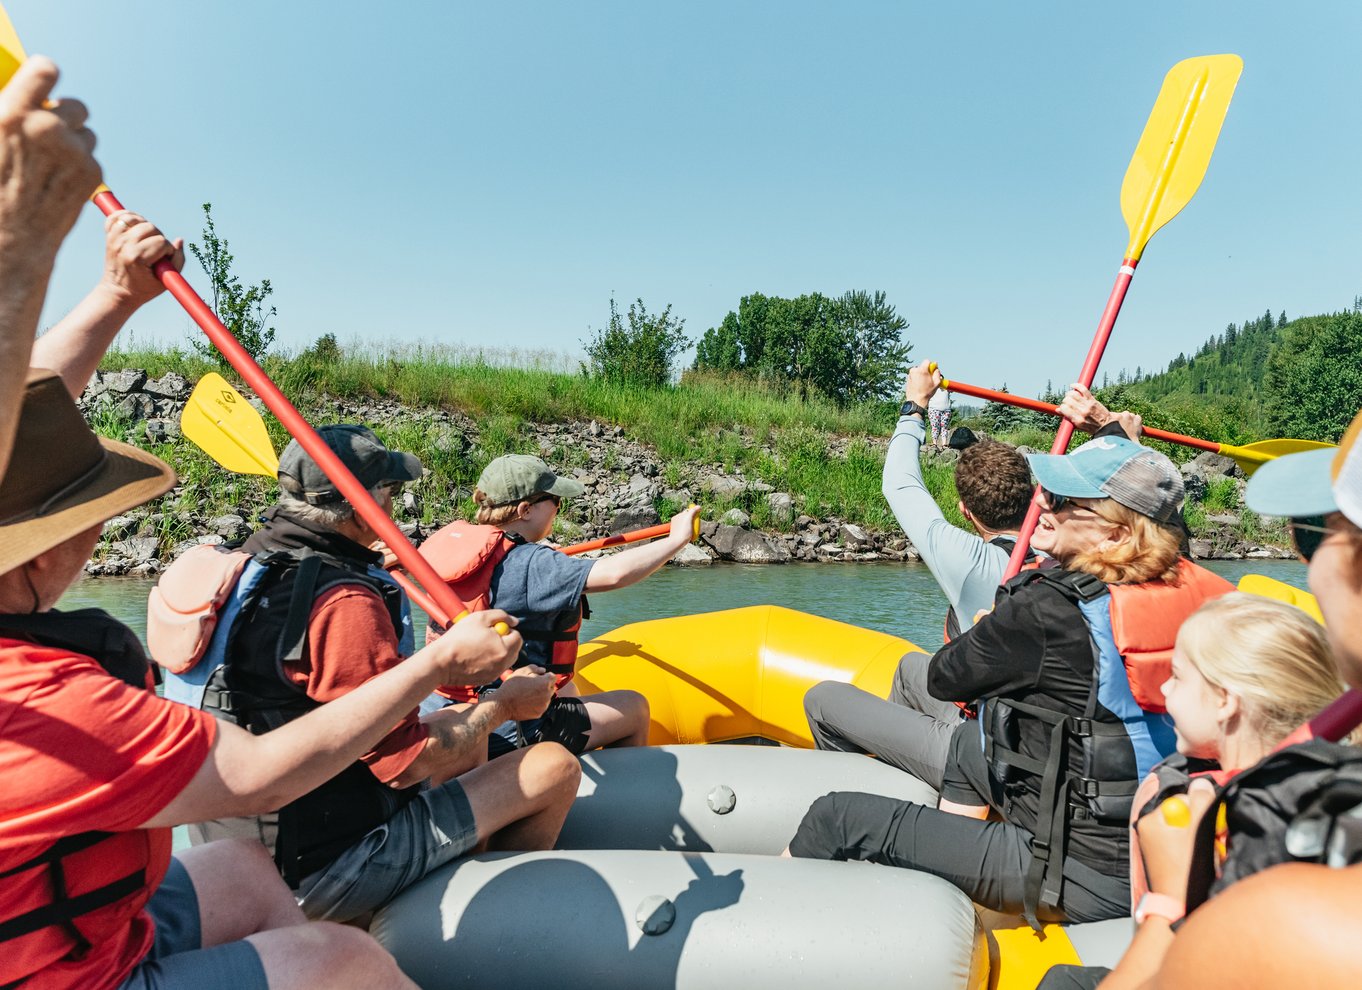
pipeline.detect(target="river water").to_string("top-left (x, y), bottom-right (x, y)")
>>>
top-left (61, 558), bottom-right (1310, 657)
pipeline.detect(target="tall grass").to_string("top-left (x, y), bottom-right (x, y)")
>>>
top-left (96, 341), bottom-right (1275, 550)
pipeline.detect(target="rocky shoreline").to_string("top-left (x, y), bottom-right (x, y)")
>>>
top-left (80, 369), bottom-right (1293, 577)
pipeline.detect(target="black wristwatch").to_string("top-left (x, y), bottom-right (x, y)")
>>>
top-left (899, 400), bottom-right (928, 419)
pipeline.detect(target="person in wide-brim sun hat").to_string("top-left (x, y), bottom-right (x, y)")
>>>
top-left (0, 368), bottom-right (176, 578)
top-left (1246, 407), bottom-right (1362, 688)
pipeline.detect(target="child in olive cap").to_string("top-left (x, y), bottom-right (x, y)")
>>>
top-left (421, 454), bottom-right (700, 755)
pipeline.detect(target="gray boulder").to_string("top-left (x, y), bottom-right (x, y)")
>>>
top-left (700, 474), bottom-right (744, 498)
top-left (609, 504), bottom-right (660, 534)
top-left (767, 492), bottom-right (795, 523)
top-left (143, 372), bottom-right (191, 400)
top-left (210, 514), bottom-right (248, 539)
top-left (1182, 451), bottom-right (1243, 480)
top-left (115, 393), bottom-right (156, 422)
top-left (703, 524), bottom-right (791, 563)
top-left (670, 543), bottom-right (713, 567)
top-left (113, 536), bottom-right (159, 563)
top-left (103, 369), bottom-right (147, 394)
top-left (838, 523), bottom-right (873, 549)
top-left (720, 508), bottom-right (751, 528)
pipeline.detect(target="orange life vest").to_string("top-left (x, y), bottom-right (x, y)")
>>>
top-left (0, 614), bottom-right (166, 985)
top-left (1107, 558), bottom-right (1236, 712)
top-left (419, 520), bottom-right (585, 703)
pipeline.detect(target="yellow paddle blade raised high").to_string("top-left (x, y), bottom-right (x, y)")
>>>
top-left (1121, 54), bottom-right (1242, 261)
top-left (181, 373), bottom-right (279, 478)
top-left (1238, 573), bottom-right (1324, 625)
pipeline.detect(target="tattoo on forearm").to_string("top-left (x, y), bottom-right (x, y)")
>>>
top-left (427, 704), bottom-right (499, 758)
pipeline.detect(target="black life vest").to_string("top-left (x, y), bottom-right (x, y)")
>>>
top-left (1185, 739), bottom-right (1362, 914)
top-left (979, 563), bottom-right (1231, 928)
top-left (199, 516), bottom-right (420, 889)
top-left (0, 611), bottom-right (157, 981)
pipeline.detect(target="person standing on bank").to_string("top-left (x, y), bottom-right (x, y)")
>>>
top-left (928, 382), bottom-right (952, 449)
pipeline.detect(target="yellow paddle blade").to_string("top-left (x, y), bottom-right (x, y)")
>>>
top-left (1238, 574), bottom-right (1324, 625)
top-left (0, 3), bottom-right (27, 87)
top-left (181, 373), bottom-right (279, 478)
top-left (1219, 438), bottom-right (1337, 476)
top-left (1121, 54), bottom-right (1242, 260)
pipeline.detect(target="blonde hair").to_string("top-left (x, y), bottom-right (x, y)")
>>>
top-left (473, 488), bottom-right (521, 527)
top-left (1068, 498), bottom-right (1183, 585)
top-left (1176, 592), bottom-right (1349, 748)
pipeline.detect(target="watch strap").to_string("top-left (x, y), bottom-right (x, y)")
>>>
top-left (899, 400), bottom-right (928, 418)
top-left (1134, 892), bottom-right (1185, 925)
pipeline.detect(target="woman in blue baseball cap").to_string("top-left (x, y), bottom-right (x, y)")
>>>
top-left (788, 436), bottom-right (1234, 928)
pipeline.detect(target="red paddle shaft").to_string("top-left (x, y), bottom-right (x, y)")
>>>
top-left (561, 522), bottom-right (672, 556)
top-left (1004, 259), bottom-right (1139, 579)
top-left (91, 190), bottom-right (469, 630)
top-left (941, 378), bottom-right (1221, 453)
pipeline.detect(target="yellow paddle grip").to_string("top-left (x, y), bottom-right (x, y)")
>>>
top-left (452, 609), bottom-right (511, 637)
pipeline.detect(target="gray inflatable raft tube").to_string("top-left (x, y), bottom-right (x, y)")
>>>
top-left (559, 744), bottom-right (939, 854)
top-left (370, 849), bottom-right (987, 990)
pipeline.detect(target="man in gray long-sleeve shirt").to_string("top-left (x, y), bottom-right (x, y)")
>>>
top-left (803, 362), bottom-right (1033, 788)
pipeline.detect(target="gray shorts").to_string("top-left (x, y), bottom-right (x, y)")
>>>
top-left (296, 777), bottom-right (479, 922)
top-left (116, 858), bottom-right (268, 990)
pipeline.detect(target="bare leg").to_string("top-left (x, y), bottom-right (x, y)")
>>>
top-left (460, 741), bottom-right (581, 851)
top-left (175, 839), bottom-right (305, 943)
top-left (582, 689), bottom-right (650, 748)
top-left (246, 923), bottom-right (416, 990)
top-left (176, 839), bottom-right (414, 989)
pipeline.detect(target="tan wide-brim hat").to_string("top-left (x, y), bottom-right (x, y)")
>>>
top-left (0, 369), bottom-right (177, 574)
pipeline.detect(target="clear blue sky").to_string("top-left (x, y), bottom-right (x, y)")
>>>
top-left (14, 0), bottom-right (1362, 396)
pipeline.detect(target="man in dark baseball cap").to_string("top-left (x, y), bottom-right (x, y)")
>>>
top-left (277, 425), bottom-right (424, 506)
top-left (182, 423), bottom-right (579, 924)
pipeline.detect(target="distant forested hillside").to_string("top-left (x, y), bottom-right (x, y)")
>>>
top-left (1104, 304), bottom-right (1362, 444)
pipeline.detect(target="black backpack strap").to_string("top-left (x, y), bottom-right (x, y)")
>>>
top-left (1036, 568), bottom-right (1109, 603)
top-left (278, 553), bottom-right (324, 665)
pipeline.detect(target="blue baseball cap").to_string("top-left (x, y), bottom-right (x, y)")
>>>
top-left (1246, 409), bottom-right (1362, 527)
top-left (1027, 436), bottom-right (1184, 524)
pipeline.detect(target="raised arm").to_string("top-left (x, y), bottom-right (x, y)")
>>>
top-left (0, 57), bottom-right (101, 473)
top-left (32, 210), bottom-right (184, 398)
top-left (139, 610), bottom-right (521, 827)
top-left (586, 504), bottom-right (701, 592)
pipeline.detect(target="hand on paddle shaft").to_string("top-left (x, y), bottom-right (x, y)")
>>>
top-left (904, 361), bottom-right (944, 409)
top-left (1056, 384), bottom-right (1143, 441)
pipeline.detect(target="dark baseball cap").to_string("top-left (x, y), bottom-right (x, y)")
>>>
top-left (476, 454), bottom-right (585, 506)
top-left (277, 425), bottom-right (423, 506)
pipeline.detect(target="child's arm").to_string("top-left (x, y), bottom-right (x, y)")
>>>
top-left (585, 505), bottom-right (701, 592)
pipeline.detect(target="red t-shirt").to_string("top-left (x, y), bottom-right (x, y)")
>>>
top-left (0, 638), bottom-right (216, 990)
top-left (282, 585), bottom-right (428, 783)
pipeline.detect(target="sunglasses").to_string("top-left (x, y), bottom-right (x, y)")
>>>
top-left (529, 493), bottom-right (562, 508)
top-left (1288, 515), bottom-right (1331, 562)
